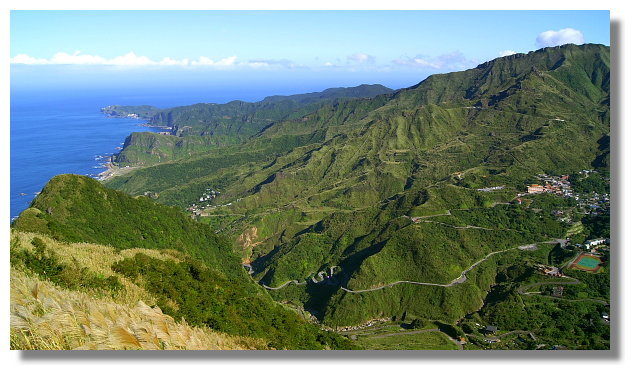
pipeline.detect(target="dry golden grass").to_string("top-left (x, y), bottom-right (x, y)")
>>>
top-left (10, 231), bottom-right (268, 350)
top-left (10, 269), bottom-right (268, 350)
top-left (11, 232), bottom-right (191, 307)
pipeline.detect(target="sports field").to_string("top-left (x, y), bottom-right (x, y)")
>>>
top-left (570, 253), bottom-right (603, 273)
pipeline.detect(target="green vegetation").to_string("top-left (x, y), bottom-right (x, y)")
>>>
top-left (111, 253), bottom-right (356, 349)
top-left (111, 84), bottom-right (393, 166)
top-left (459, 216), bottom-right (610, 350)
top-left (12, 174), bottom-right (238, 271)
top-left (582, 214), bottom-right (610, 238)
top-left (355, 330), bottom-right (457, 350)
top-left (9, 231), bottom-right (271, 350)
top-left (102, 45), bottom-right (610, 339)
top-left (11, 175), bottom-right (356, 350)
top-left (12, 44), bottom-right (611, 349)
top-left (570, 172), bottom-right (610, 194)
top-left (564, 263), bottom-right (610, 299)
top-left (147, 84), bottom-right (393, 137)
top-left (11, 236), bottom-right (123, 296)
top-left (473, 293), bottom-right (609, 349)
top-left (528, 194), bottom-right (577, 211)
top-left (448, 205), bottom-right (567, 237)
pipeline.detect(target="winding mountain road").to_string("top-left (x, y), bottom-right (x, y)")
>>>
top-left (257, 239), bottom-right (589, 298)
top-left (341, 247), bottom-right (515, 293)
top-left (261, 279), bottom-right (307, 290)
top-left (259, 241), bottom-right (536, 292)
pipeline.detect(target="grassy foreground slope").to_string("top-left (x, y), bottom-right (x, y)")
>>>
top-left (10, 231), bottom-right (268, 350)
top-left (11, 175), bottom-right (355, 350)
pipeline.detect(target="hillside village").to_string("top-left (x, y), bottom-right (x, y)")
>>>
top-left (522, 170), bottom-right (610, 218)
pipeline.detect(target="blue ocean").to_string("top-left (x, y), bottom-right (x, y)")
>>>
top-left (9, 86), bottom-right (277, 220)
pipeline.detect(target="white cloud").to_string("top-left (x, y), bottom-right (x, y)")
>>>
top-left (10, 51), bottom-right (235, 67)
top-left (246, 61), bottom-right (270, 68)
top-left (11, 52), bottom-right (312, 70)
top-left (108, 52), bottom-right (157, 66)
top-left (191, 56), bottom-right (237, 66)
top-left (48, 51), bottom-right (108, 65)
top-left (10, 54), bottom-right (49, 65)
top-left (392, 51), bottom-right (475, 71)
top-left (536, 28), bottom-right (585, 48)
top-left (499, 50), bottom-right (517, 57)
top-left (412, 58), bottom-right (441, 69)
top-left (158, 57), bottom-right (190, 66)
top-left (347, 53), bottom-right (375, 64)
top-left (245, 59), bottom-right (305, 69)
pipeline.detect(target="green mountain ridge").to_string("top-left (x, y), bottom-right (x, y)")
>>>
top-left (12, 44), bottom-right (611, 349)
top-left (103, 44), bottom-right (609, 330)
top-left (108, 84), bottom-right (394, 166)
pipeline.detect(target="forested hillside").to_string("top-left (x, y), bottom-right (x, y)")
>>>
top-left (12, 44), bottom-right (610, 350)
top-left (108, 84), bottom-right (394, 166)
top-left (103, 44), bottom-right (610, 335)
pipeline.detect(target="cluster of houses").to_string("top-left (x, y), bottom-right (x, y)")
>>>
top-left (187, 188), bottom-right (245, 219)
top-left (576, 192), bottom-right (610, 216)
top-left (199, 188), bottom-right (221, 202)
top-left (187, 188), bottom-right (221, 217)
top-left (526, 174), bottom-right (572, 196)
top-left (522, 170), bottom-right (610, 222)
top-left (142, 191), bottom-right (159, 199)
top-left (582, 238), bottom-right (609, 250)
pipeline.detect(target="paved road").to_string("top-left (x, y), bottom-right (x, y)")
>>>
top-left (417, 220), bottom-right (498, 230)
top-left (260, 264), bottom-right (339, 289)
top-left (242, 263), bottom-right (254, 275)
top-left (258, 238), bottom-right (573, 294)
top-left (407, 211), bottom-right (451, 221)
top-left (261, 279), bottom-right (307, 290)
top-left (421, 221), bottom-right (526, 233)
top-left (341, 246), bottom-right (515, 293)
top-left (467, 330), bottom-right (537, 344)
top-left (260, 241), bottom-right (529, 292)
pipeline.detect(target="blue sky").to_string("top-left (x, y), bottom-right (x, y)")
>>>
top-left (10, 10), bottom-right (610, 92)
